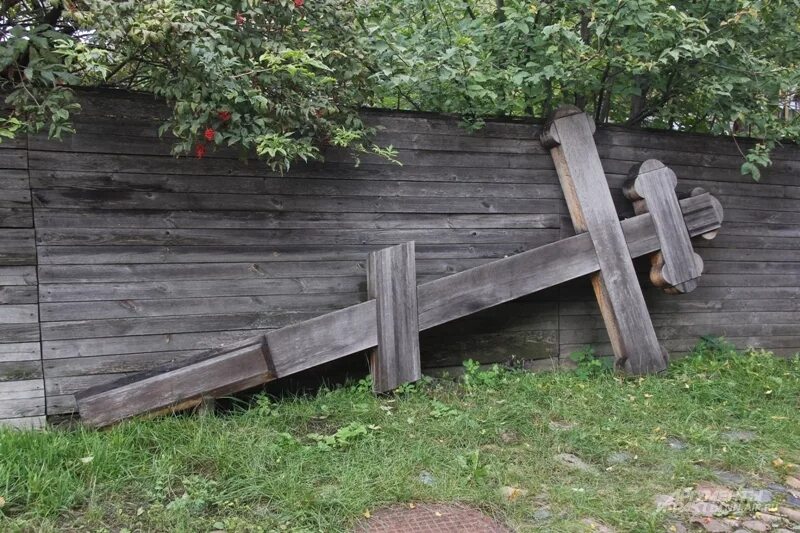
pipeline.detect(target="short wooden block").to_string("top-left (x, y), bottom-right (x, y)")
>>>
top-left (367, 241), bottom-right (421, 393)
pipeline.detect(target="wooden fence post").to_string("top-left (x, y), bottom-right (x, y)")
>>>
top-left (367, 241), bottom-right (421, 393)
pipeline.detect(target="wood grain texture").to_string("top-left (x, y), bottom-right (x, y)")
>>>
top-left (0, 134), bottom-right (45, 427)
top-left (73, 193), bottom-right (722, 424)
top-left (624, 160), bottom-right (704, 293)
top-left (2, 90), bottom-right (798, 423)
top-left (367, 242), bottom-right (421, 393)
top-left (76, 336), bottom-right (274, 427)
top-left (542, 106), bottom-right (667, 374)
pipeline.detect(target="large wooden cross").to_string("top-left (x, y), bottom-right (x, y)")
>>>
top-left (76, 106), bottom-right (723, 427)
top-left (542, 106), bottom-right (706, 373)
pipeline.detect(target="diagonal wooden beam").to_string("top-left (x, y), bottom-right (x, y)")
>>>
top-left (542, 106), bottom-right (667, 374)
top-left (76, 193), bottom-right (722, 427)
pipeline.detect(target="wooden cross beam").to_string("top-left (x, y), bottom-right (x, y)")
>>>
top-left (75, 111), bottom-right (724, 427)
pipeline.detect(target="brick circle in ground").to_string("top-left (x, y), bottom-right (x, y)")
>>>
top-left (353, 503), bottom-right (511, 533)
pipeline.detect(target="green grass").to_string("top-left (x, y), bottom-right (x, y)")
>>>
top-left (1, 340), bottom-right (799, 532)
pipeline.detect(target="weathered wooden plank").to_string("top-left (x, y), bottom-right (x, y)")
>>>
top-left (29, 162), bottom-right (561, 184)
top-left (0, 285), bottom-right (37, 304)
top-left (0, 324), bottom-right (40, 342)
top-left (39, 277), bottom-right (364, 302)
top-left (0, 169), bottom-right (31, 188)
top-left (39, 293), bottom-right (363, 322)
top-left (33, 188), bottom-right (561, 215)
top-left (30, 173), bottom-right (563, 200)
top-left (598, 125), bottom-right (800, 163)
top-left (560, 310), bottom-right (800, 331)
top-left (29, 146), bottom-right (558, 173)
top-left (0, 342), bottom-right (42, 362)
top-left (0, 208), bottom-right (33, 228)
top-left (0, 416), bottom-right (46, 429)
top-left (367, 242), bottom-right (421, 393)
top-left (44, 350), bottom-right (198, 377)
top-left (34, 208), bottom-right (561, 231)
top-left (562, 323), bottom-right (800, 345)
top-left (542, 106), bottom-right (667, 373)
top-left (0, 189), bottom-right (31, 208)
top-left (35, 258), bottom-right (500, 285)
top-left (35, 227), bottom-right (559, 247)
top-left (624, 160), bottom-right (703, 293)
top-left (0, 398), bottom-right (46, 419)
top-left (36, 243), bottom-right (542, 265)
top-left (0, 379), bottom-right (44, 401)
top-left (0, 266), bottom-right (37, 285)
top-left (0, 360), bottom-right (43, 381)
top-left (40, 310), bottom-right (326, 340)
top-left (75, 336), bottom-right (274, 427)
top-left (0, 304), bottom-right (39, 323)
top-left (561, 335), bottom-right (800, 359)
top-left (0, 149), bottom-right (28, 170)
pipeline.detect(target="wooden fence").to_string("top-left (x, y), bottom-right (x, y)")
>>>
top-left (1, 89), bottom-right (798, 426)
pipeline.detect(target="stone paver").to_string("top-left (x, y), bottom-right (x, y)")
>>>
top-left (739, 488), bottom-right (773, 504)
top-left (740, 519), bottom-right (769, 532)
top-left (554, 453), bottom-right (598, 473)
top-left (697, 482), bottom-right (735, 502)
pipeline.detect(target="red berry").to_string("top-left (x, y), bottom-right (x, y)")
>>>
top-left (204, 127), bottom-right (215, 141)
top-left (194, 143), bottom-right (206, 159)
top-left (294, 0), bottom-right (304, 7)
top-left (218, 111), bottom-right (231, 122)
top-left (235, 12), bottom-right (246, 25)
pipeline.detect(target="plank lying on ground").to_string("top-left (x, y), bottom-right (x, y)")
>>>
top-left (76, 193), bottom-right (722, 427)
top-left (75, 336), bottom-right (274, 427)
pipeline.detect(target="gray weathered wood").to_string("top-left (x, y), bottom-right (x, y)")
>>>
top-left (541, 106), bottom-right (667, 374)
top-left (74, 193), bottom-right (722, 425)
top-left (367, 242), bottom-right (421, 393)
top-left (76, 336), bottom-right (274, 427)
top-left (624, 159), bottom-right (704, 293)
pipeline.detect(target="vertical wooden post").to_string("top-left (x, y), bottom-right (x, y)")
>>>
top-left (542, 106), bottom-right (667, 374)
top-left (367, 241), bottom-right (422, 393)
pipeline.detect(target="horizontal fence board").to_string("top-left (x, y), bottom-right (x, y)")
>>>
top-left (34, 209), bottom-right (561, 231)
top-left (30, 173), bottom-right (565, 200)
top-left (41, 310), bottom-right (333, 340)
top-left (33, 189), bottom-right (562, 214)
top-left (0, 416), bottom-right (46, 429)
top-left (36, 243), bottom-right (541, 265)
top-left (0, 342), bottom-right (42, 362)
top-left (39, 277), bottom-right (365, 302)
top-left (35, 227), bottom-right (559, 247)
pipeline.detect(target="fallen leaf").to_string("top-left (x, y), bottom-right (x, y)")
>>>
top-left (0, 496), bottom-right (5, 508)
top-left (363, 510), bottom-right (371, 518)
top-left (499, 486), bottom-right (529, 502)
top-left (80, 456), bottom-right (94, 464)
